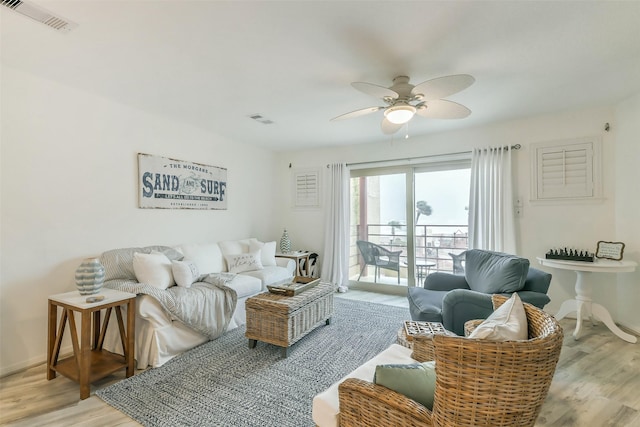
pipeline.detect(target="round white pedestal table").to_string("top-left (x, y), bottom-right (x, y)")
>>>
top-left (537, 257), bottom-right (638, 343)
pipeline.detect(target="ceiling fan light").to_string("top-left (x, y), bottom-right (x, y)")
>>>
top-left (384, 105), bottom-right (416, 124)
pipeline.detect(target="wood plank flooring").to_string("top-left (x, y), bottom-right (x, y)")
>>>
top-left (1, 290), bottom-right (639, 426)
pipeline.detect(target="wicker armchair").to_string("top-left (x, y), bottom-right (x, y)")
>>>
top-left (338, 295), bottom-right (563, 427)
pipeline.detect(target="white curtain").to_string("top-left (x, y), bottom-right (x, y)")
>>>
top-left (468, 146), bottom-right (516, 253)
top-left (320, 163), bottom-right (350, 289)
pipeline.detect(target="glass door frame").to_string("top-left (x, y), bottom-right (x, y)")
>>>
top-left (349, 157), bottom-right (471, 292)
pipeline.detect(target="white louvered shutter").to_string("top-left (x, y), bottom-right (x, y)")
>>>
top-left (532, 138), bottom-right (600, 201)
top-left (294, 169), bottom-right (320, 208)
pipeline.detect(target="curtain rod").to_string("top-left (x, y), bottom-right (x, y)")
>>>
top-left (326, 144), bottom-right (521, 168)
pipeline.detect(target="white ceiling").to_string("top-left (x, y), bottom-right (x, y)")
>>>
top-left (2, 1), bottom-right (640, 151)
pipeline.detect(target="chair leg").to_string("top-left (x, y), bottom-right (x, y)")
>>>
top-left (358, 264), bottom-right (366, 281)
top-left (374, 266), bottom-right (378, 283)
top-left (397, 269), bottom-right (400, 284)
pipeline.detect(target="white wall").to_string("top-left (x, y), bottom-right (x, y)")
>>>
top-left (0, 66), bottom-right (278, 376)
top-left (276, 105), bottom-right (632, 326)
top-left (614, 92), bottom-right (640, 333)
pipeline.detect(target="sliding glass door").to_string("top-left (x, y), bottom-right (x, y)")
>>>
top-left (350, 170), bottom-right (411, 286)
top-left (413, 166), bottom-right (471, 285)
top-left (349, 160), bottom-right (470, 290)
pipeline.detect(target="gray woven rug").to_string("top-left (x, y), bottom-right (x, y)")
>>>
top-left (97, 297), bottom-right (410, 427)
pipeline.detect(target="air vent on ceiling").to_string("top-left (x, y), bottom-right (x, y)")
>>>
top-left (248, 114), bottom-right (274, 125)
top-left (1, 0), bottom-right (77, 33)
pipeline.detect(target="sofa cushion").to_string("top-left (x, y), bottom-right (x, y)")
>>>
top-left (465, 250), bottom-right (529, 294)
top-left (101, 246), bottom-right (182, 282)
top-left (177, 242), bottom-right (224, 275)
top-left (312, 344), bottom-right (414, 427)
top-left (468, 293), bottom-right (528, 341)
top-left (226, 274), bottom-right (262, 299)
top-left (374, 361), bottom-right (436, 410)
top-left (249, 240), bottom-right (277, 267)
top-left (242, 266), bottom-right (293, 289)
top-left (133, 251), bottom-right (174, 290)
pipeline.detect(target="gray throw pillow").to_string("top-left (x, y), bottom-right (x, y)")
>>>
top-left (374, 361), bottom-right (436, 409)
top-left (464, 250), bottom-right (529, 294)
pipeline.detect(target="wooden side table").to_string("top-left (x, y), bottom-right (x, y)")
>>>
top-left (47, 288), bottom-right (136, 399)
top-left (276, 251), bottom-right (312, 277)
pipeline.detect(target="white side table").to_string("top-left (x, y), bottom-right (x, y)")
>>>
top-left (537, 257), bottom-right (637, 343)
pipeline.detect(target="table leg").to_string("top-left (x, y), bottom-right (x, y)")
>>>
top-left (555, 299), bottom-right (577, 321)
top-left (80, 311), bottom-right (91, 399)
top-left (248, 339), bottom-right (257, 349)
top-left (47, 301), bottom-right (56, 380)
top-left (591, 303), bottom-right (637, 344)
top-left (126, 298), bottom-right (135, 377)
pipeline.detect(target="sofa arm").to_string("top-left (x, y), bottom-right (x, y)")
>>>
top-left (441, 289), bottom-right (495, 336)
top-left (275, 257), bottom-right (296, 274)
top-left (423, 272), bottom-right (469, 291)
top-left (338, 379), bottom-right (433, 427)
top-left (522, 268), bottom-right (552, 294)
top-left (508, 290), bottom-right (551, 309)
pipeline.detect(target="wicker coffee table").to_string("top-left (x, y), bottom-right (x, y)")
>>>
top-left (245, 282), bottom-right (334, 357)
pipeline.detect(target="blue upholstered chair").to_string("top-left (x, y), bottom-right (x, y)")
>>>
top-left (407, 249), bottom-right (551, 336)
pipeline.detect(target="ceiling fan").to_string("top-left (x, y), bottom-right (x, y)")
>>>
top-left (331, 74), bottom-right (475, 134)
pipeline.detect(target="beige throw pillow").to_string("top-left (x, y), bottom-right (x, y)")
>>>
top-left (468, 293), bottom-right (528, 341)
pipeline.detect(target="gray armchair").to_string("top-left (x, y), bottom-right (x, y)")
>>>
top-left (407, 249), bottom-right (551, 336)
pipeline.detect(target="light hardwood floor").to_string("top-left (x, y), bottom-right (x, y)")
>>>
top-left (2, 290), bottom-right (639, 426)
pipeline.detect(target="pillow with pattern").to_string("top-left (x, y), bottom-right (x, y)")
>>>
top-left (171, 260), bottom-right (200, 288)
top-left (225, 251), bottom-right (264, 274)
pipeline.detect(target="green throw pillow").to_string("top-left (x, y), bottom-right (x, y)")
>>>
top-left (373, 361), bottom-right (436, 410)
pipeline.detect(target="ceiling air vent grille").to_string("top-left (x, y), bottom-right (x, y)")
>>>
top-left (1, 0), bottom-right (77, 33)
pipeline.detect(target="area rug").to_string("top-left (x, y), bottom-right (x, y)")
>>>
top-left (97, 297), bottom-right (411, 427)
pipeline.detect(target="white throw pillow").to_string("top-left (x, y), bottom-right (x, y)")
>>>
top-left (133, 251), bottom-right (174, 290)
top-left (177, 243), bottom-right (224, 274)
top-left (249, 240), bottom-right (277, 267)
top-left (219, 239), bottom-right (253, 271)
top-left (468, 293), bottom-right (528, 341)
top-left (171, 260), bottom-right (199, 288)
top-left (225, 251), bottom-right (264, 274)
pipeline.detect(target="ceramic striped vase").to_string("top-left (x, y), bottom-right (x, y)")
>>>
top-left (75, 257), bottom-right (105, 295)
top-left (280, 229), bottom-right (291, 253)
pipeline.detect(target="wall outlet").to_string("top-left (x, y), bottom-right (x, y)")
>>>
top-left (514, 198), bottom-right (523, 217)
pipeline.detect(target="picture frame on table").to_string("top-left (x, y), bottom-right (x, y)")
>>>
top-left (595, 241), bottom-right (625, 261)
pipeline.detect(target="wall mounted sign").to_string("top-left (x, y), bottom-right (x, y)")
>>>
top-left (595, 241), bottom-right (625, 261)
top-left (138, 153), bottom-right (227, 210)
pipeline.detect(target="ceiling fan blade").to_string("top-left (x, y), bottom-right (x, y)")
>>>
top-left (352, 82), bottom-right (399, 100)
top-left (381, 117), bottom-right (404, 134)
top-left (416, 100), bottom-right (471, 119)
top-left (411, 74), bottom-right (475, 101)
top-left (331, 106), bottom-right (384, 121)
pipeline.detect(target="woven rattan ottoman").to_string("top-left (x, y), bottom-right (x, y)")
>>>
top-left (245, 282), bottom-right (334, 357)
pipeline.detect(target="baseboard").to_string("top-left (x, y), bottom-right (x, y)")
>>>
top-left (0, 345), bottom-right (73, 378)
top-left (348, 281), bottom-right (407, 296)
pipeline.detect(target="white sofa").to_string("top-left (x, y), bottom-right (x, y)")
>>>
top-left (312, 344), bottom-right (415, 427)
top-left (102, 238), bottom-right (295, 368)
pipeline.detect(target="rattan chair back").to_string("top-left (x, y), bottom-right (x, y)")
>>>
top-left (430, 294), bottom-right (563, 427)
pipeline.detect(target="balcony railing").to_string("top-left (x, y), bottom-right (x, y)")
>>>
top-left (350, 223), bottom-right (468, 282)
